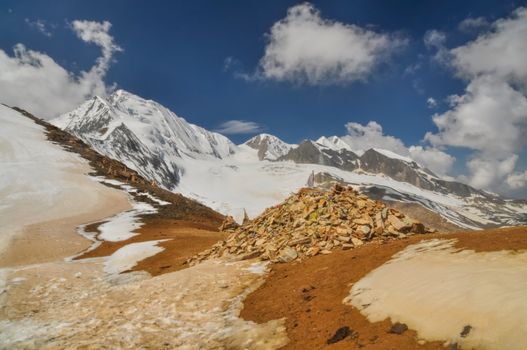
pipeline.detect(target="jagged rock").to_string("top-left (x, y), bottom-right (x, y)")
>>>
top-left (242, 209), bottom-right (250, 225)
top-left (188, 185), bottom-right (433, 266)
top-left (219, 216), bottom-right (239, 231)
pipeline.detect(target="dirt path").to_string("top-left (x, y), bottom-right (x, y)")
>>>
top-left (240, 227), bottom-right (527, 349)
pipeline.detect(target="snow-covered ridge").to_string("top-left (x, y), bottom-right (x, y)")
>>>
top-left (372, 148), bottom-right (415, 164)
top-left (315, 136), bottom-right (353, 152)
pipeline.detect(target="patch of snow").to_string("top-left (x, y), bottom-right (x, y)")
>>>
top-left (372, 148), bottom-right (415, 163)
top-left (0, 105), bottom-right (127, 257)
top-left (346, 239), bottom-right (527, 350)
top-left (138, 192), bottom-right (170, 205)
top-left (104, 240), bottom-right (168, 274)
top-left (244, 262), bottom-right (270, 275)
top-left (98, 202), bottom-right (156, 242)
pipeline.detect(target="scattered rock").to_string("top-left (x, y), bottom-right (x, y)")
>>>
top-left (188, 185), bottom-right (432, 265)
top-left (460, 325), bottom-right (472, 338)
top-left (277, 247), bottom-right (298, 263)
top-left (327, 326), bottom-right (352, 344)
top-left (389, 322), bottom-right (408, 335)
top-left (351, 237), bottom-right (364, 247)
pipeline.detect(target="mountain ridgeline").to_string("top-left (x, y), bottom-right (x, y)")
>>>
top-left (50, 89), bottom-right (527, 229)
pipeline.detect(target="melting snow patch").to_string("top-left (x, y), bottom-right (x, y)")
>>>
top-left (104, 240), bottom-right (168, 274)
top-left (244, 262), bottom-right (269, 275)
top-left (97, 201), bottom-right (156, 242)
top-left (346, 239), bottom-right (527, 350)
top-left (138, 192), bottom-right (170, 205)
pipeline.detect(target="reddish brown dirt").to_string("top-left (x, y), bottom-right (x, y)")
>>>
top-left (78, 218), bottom-right (227, 274)
top-left (240, 226), bottom-right (527, 349)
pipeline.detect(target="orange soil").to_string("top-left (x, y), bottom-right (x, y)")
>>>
top-left (240, 226), bottom-right (527, 349)
top-left (77, 218), bottom-right (226, 274)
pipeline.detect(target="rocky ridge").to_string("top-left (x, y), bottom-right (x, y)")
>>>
top-left (188, 184), bottom-right (433, 265)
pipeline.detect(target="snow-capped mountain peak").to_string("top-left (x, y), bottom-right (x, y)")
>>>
top-left (244, 133), bottom-right (295, 160)
top-left (51, 89), bottom-right (236, 190)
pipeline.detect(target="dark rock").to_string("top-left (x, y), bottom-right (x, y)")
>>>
top-left (389, 322), bottom-right (408, 335)
top-left (460, 325), bottom-right (472, 338)
top-left (327, 326), bottom-right (353, 344)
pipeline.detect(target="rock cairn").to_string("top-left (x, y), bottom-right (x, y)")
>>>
top-left (188, 184), bottom-right (434, 265)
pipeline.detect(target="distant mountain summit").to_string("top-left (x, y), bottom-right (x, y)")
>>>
top-left (244, 133), bottom-right (294, 160)
top-left (52, 89), bottom-right (236, 189)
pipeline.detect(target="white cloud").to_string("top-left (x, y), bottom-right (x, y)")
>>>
top-left (0, 20), bottom-right (121, 119)
top-left (426, 97), bottom-right (437, 108)
top-left (506, 169), bottom-right (527, 189)
top-left (409, 145), bottom-right (455, 176)
top-left (458, 16), bottom-right (489, 33)
top-left (425, 7), bottom-right (527, 193)
top-left (451, 7), bottom-right (527, 88)
top-left (25, 18), bottom-right (53, 37)
top-left (343, 121), bottom-right (408, 155)
top-left (215, 120), bottom-right (264, 134)
top-left (255, 3), bottom-right (406, 85)
top-left (425, 75), bottom-right (527, 155)
top-left (467, 155), bottom-right (518, 190)
top-left (341, 121), bottom-right (455, 176)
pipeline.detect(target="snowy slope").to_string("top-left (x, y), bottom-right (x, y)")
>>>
top-left (0, 105), bottom-right (128, 256)
top-left (174, 146), bottom-right (527, 229)
top-left (51, 90), bottom-right (236, 190)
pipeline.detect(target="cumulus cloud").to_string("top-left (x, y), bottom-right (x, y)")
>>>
top-left (254, 3), bottom-right (406, 85)
top-left (506, 169), bottom-right (527, 190)
top-left (451, 8), bottom-right (527, 89)
top-left (426, 76), bottom-right (527, 155)
top-left (25, 18), bottom-right (53, 37)
top-left (215, 120), bottom-right (265, 134)
top-left (341, 121), bottom-right (455, 176)
top-left (0, 20), bottom-right (121, 119)
top-left (426, 7), bottom-right (527, 193)
top-left (343, 121), bottom-right (407, 155)
top-left (408, 145), bottom-right (455, 177)
top-left (467, 155), bottom-right (518, 190)
top-left (458, 16), bottom-right (489, 33)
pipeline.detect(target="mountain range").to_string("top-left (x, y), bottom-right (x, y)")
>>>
top-left (50, 90), bottom-right (527, 229)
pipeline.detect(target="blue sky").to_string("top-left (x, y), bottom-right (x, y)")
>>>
top-left (1, 0), bottom-right (527, 197)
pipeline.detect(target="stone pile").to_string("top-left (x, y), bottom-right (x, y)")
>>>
top-left (188, 184), bottom-right (434, 265)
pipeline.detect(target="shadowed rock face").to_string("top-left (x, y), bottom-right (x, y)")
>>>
top-left (88, 123), bottom-right (181, 187)
top-left (278, 140), bottom-right (359, 171)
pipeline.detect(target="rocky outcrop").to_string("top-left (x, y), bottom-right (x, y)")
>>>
top-left (278, 140), bottom-right (359, 171)
top-left (188, 184), bottom-right (433, 265)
